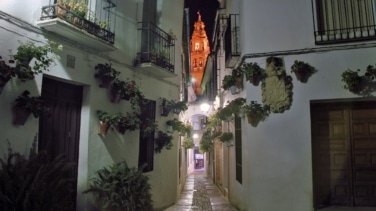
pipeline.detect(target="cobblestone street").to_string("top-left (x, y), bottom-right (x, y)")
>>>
top-left (164, 172), bottom-right (238, 211)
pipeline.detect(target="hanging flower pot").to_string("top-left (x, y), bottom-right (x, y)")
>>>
top-left (235, 77), bottom-right (243, 89)
top-left (12, 106), bottom-right (31, 125)
top-left (98, 121), bottom-right (110, 135)
top-left (247, 114), bottom-right (261, 127)
top-left (99, 76), bottom-right (115, 88)
top-left (230, 85), bottom-right (238, 95)
top-left (291, 60), bottom-right (317, 83)
top-left (111, 92), bottom-right (122, 103)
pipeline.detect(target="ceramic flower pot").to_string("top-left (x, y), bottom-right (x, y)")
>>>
top-left (12, 106), bottom-right (31, 125)
top-left (98, 122), bottom-right (110, 135)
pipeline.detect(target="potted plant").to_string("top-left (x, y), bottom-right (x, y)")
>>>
top-left (182, 136), bottom-right (194, 149)
top-left (109, 79), bottom-right (125, 103)
top-left (141, 120), bottom-right (159, 136)
top-left (112, 112), bottom-right (141, 134)
top-left (226, 97), bottom-right (246, 117)
top-left (206, 110), bottom-right (222, 131)
top-left (166, 118), bottom-right (183, 133)
top-left (0, 56), bottom-right (15, 94)
top-left (231, 68), bottom-right (244, 89)
top-left (242, 101), bottom-right (270, 127)
top-left (199, 131), bottom-right (214, 153)
top-left (12, 41), bottom-right (62, 81)
top-left (222, 75), bottom-right (237, 94)
top-left (291, 60), bottom-right (317, 83)
top-left (83, 161), bottom-right (153, 211)
top-left (159, 98), bottom-right (188, 116)
top-left (0, 137), bottom-right (76, 210)
top-left (13, 90), bottom-right (49, 125)
top-left (180, 123), bottom-right (193, 137)
top-left (241, 62), bottom-right (264, 85)
top-left (94, 63), bottom-right (120, 88)
top-left (341, 69), bottom-right (363, 94)
top-left (216, 106), bottom-right (233, 122)
top-left (219, 132), bottom-right (234, 144)
top-left (96, 110), bottom-right (116, 134)
top-left (154, 131), bottom-right (173, 153)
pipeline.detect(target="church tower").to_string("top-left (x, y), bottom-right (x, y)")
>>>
top-left (190, 11), bottom-right (210, 96)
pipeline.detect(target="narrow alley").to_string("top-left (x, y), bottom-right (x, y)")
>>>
top-left (164, 171), bottom-right (238, 211)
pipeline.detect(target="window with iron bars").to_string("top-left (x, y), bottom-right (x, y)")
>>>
top-left (313, 0), bottom-right (376, 44)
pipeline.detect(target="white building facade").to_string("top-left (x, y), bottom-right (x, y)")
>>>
top-left (213, 0), bottom-right (376, 211)
top-left (0, 0), bottom-right (186, 210)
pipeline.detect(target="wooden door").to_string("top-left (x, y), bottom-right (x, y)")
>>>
top-left (311, 101), bottom-right (376, 208)
top-left (38, 77), bottom-right (83, 205)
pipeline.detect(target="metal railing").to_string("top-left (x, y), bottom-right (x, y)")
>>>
top-left (135, 22), bottom-right (175, 73)
top-left (39, 4), bottom-right (115, 44)
top-left (312, 0), bottom-right (376, 44)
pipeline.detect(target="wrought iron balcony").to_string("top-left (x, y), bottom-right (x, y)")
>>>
top-left (312, 0), bottom-right (376, 44)
top-left (36, 4), bottom-right (116, 51)
top-left (134, 22), bottom-right (176, 79)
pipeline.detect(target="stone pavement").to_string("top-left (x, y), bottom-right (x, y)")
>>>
top-left (164, 172), bottom-right (238, 211)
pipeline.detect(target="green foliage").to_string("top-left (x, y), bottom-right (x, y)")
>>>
top-left (96, 110), bottom-right (117, 123)
top-left (199, 131), bottom-right (213, 153)
top-left (222, 75), bottom-right (235, 90)
top-left (206, 110), bottom-right (222, 130)
top-left (0, 137), bottom-right (76, 211)
top-left (14, 90), bottom-right (49, 117)
top-left (242, 100), bottom-right (270, 121)
top-left (94, 63), bottom-right (120, 79)
top-left (166, 118), bottom-right (184, 131)
top-left (12, 41), bottom-right (63, 74)
top-left (160, 98), bottom-right (188, 114)
top-left (83, 161), bottom-right (153, 211)
top-left (182, 136), bottom-right (194, 149)
top-left (241, 62), bottom-right (264, 78)
top-left (112, 112), bottom-right (141, 131)
top-left (0, 56), bottom-right (16, 84)
top-left (266, 56), bottom-right (283, 67)
top-left (155, 131), bottom-right (174, 153)
top-left (219, 132), bottom-right (233, 143)
top-left (226, 97), bottom-right (246, 115)
top-left (180, 123), bottom-right (193, 136)
top-left (341, 65), bottom-right (376, 95)
top-left (216, 106), bottom-right (233, 121)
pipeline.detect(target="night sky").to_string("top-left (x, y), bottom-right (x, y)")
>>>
top-left (185, 0), bottom-right (220, 48)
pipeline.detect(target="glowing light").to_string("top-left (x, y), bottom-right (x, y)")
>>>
top-left (200, 103), bottom-right (210, 112)
top-left (193, 134), bottom-right (199, 139)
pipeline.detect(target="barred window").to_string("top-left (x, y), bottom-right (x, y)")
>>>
top-left (313, 0), bottom-right (376, 44)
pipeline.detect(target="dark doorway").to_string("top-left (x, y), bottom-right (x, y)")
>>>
top-left (38, 76), bottom-right (83, 207)
top-left (311, 101), bottom-right (376, 209)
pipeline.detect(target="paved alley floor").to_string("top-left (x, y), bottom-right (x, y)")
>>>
top-left (164, 172), bottom-right (238, 211)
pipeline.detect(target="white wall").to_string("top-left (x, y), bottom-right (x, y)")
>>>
top-left (0, 0), bottom-right (184, 210)
top-left (219, 0), bottom-right (376, 210)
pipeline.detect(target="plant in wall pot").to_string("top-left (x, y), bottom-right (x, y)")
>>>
top-left (154, 131), bottom-right (174, 153)
top-left (94, 63), bottom-right (120, 88)
top-left (83, 161), bottom-right (153, 211)
top-left (96, 110), bottom-right (116, 135)
top-left (166, 118), bottom-right (183, 133)
top-left (242, 62), bottom-right (264, 85)
top-left (219, 132), bottom-right (234, 146)
top-left (242, 100), bottom-right (270, 127)
top-left (182, 136), bottom-right (194, 149)
top-left (341, 65), bottom-right (376, 95)
top-left (180, 123), bottom-right (193, 137)
top-left (110, 79), bottom-right (126, 103)
top-left (199, 130), bottom-right (214, 153)
top-left (11, 41), bottom-right (62, 81)
top-left (216, 106), bottom-right (233, 122)
top-left (226, 97), bottom-right (246, 118)
top-left (0, 56), bottom-right (16, 94)
top-left (112, 112), bottom-right (141, 134)
top-left (222, 75), bottom-right (238, 94)
top-left (12, 90), bottom-right (49, 125)
top-left (141, 119), bottom-right (159, 136)
top-left (231, 68), bottom-right (244, 89)
top-left (123, 79), bottom-right (143, 101)
top-left (290, 60), bottom-right (317, 83)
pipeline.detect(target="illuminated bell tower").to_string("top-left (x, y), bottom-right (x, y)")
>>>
top-left (190, 11), bottom-right (210, 96)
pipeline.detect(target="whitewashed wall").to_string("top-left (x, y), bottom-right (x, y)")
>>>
top-left (218, 0), bottom-right (376, 211)
top-left (0, 0), bottom-right (184, 210)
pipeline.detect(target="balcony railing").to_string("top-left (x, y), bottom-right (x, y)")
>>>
top-left (135, 22), bottom-right (175, 77)
top-left (223, 14), bottom-right (240, 68)
top-left (313, 0), bottom-right (376, 44)
top-left (39, 4), bottom-right (115, 44)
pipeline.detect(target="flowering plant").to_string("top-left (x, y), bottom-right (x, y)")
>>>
top-left (154, 131), bottom-right (173, 153)
top-left (59, 0), bottom-right (88, 17)
top-left (242, 101), bottom-right (270, 121)
top-left (112, 112), bottom-right (141, 131)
